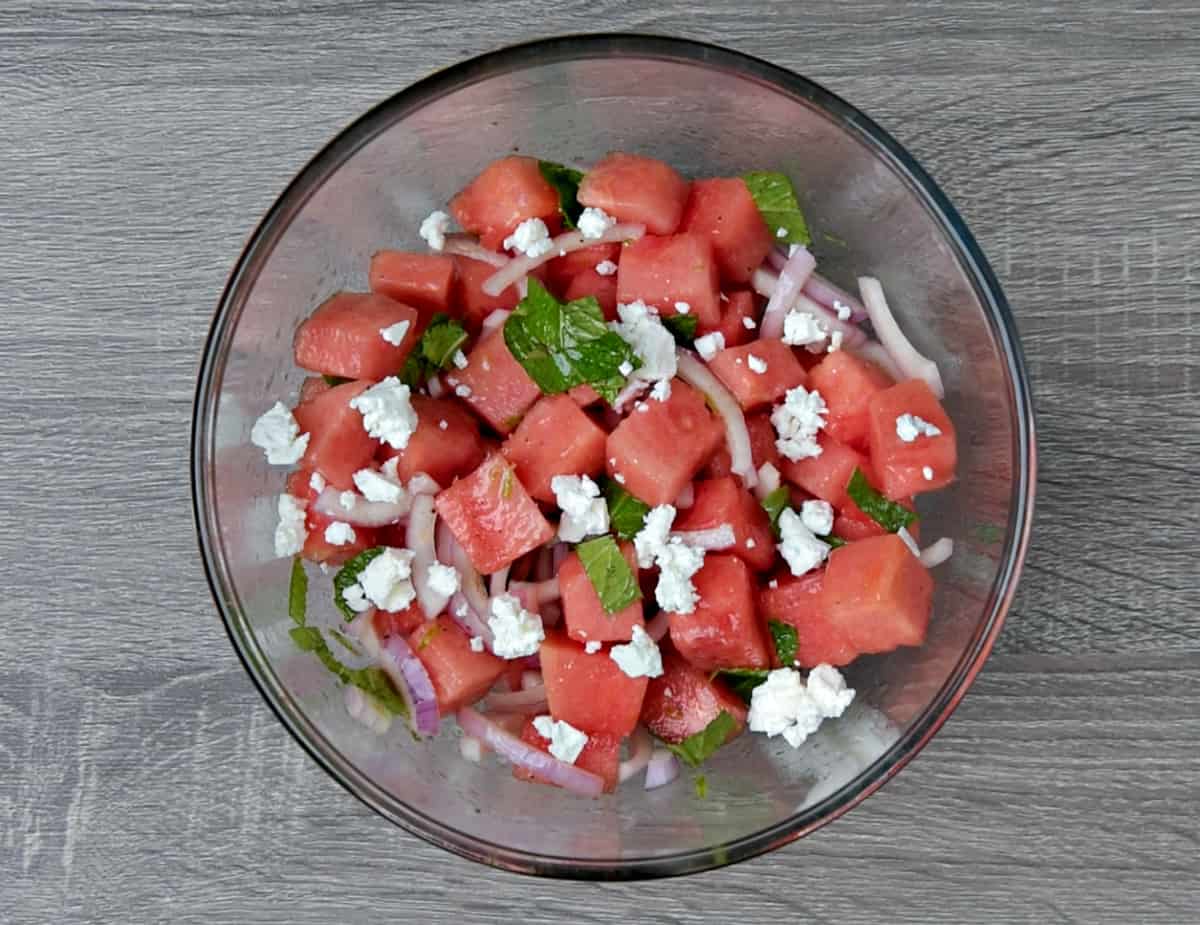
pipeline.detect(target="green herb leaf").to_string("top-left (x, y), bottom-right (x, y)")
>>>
top-left (768, 619), bottom-right (798, 667)
top-left (714, 667), bottom-right (770, 703)
top-left (288, 557), bottom-right (308, 625)
top-left (603, 478), bottom-right (651, 540)
top-left (575, 535), bottom-right (641, 614)
top-left (666, 710), bottom-right (737, 768)
top-left (661, 313), bottom-right (698, 346)
top-left (332, 547), bottom-right (385, 621)
top-left (539, 160), bottom-right (586, 229)
top-left (973, 521), bottom-right (1004, 545)
top-left (503, 278), bottom-right (640, 403)
top-left (846, 468), bottom-right (918, 533)
top-left (743, 171), bottom-right (811, 246)
top-left (760, 485), bottom-right (791, 539)
top-left (823, 534), bottom-right (848, 549)
top-left (289, 626), bottom-right (409, 718)
top-left (694, 774), bottom-right (709, 799)
top-left (322, 374), bottom-right (351, 386)
top-left (400, 314), bottom-right (469, 386)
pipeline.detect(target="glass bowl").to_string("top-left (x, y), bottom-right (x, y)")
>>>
top-left (191, 34), bottom-right (1036, 879)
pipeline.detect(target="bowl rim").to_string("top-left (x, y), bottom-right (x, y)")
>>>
top-left (191, 32), bottom-right (1037, 880)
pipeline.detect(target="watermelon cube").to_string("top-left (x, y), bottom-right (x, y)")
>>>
top-left (301, 509), bottom-right (378, 565)
top-left (707, 340), bottom-right (807, 412)
top-left (780, 434), bottom-right (867, 509)
top-left (449, 155), bottom-right (561, 250)
top-left (560, 541), bottom-right (644, 644)
top-left (368, 250), bottom-right (458, 323)
top-left (679, 178), bottom-right (773, 284)
top-left (834, 492), bottom-right (918, 542)
top-left (640, 650), bottom-right (747, 745)
top-left (501, 394), bottom-right (608, 503)
top-left (615, 233), bottom-right (721, 328)
top-left (807, 350), bottom-right (893, 450)
top-left (449, 329), bottom-right (542, 435)
top-left (291, 380), bottom-right (379, 489)
top-left (434, 454), bottom-right (554, 574)
top-left (293, 291), bottom-right (420, 382)
top-left (378, 396), bottom-right (484, 488)
top-left (758, 571), bottom-right (857, 668)
top-left (577, 152), bottom-right (690, 235)
top-left (605, 379), bottom-right (724, 507)
top-left (372, 602), bottom-right (428, 640)
top-left (563, 269), bottom-right (618, 321)
top-left (697, 289), bottom-right (760, 349)
top-left (821, 534), bottom-right (933, 653)
top-left (866, 379), bottom-right (958, 499)
top-left (514, 716), bottom-right (621, 793)
top-left (298, 375), bottom-right (331, 405)
top-left (452, 256), bottom-right (522, 331)
top-left (409, 615), bottom-right (506, 713)
top-left (703, 411), bottom-right (781, 480)
top-left (544, 242), bottom-right (621, 292)
top-left (540, 630), bottom-right (647, 736)
top-left (668, 554), bottom-right (770, 671)
top-left (568, 384), bottom-right (601, 408)
top-left (674, 477), bottom-right (776, 573)
top-left (284, 468), bottom-right (320, 504)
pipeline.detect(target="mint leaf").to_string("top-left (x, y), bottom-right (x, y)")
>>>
top-left (322, 374), bottom-right (351, 386)
top-left (824, 534), bottom-right (848, 549)
top-left (603, 478), bottom-right (650, 540)
top-left (666, 710), bottom-right (737, 767)
top-left (661, 313), bottom-right (698, 346)
top-left (575, 535), bottom-right (641, 614)
top-left (768, 619), bottom-right (798, 667)
top-left (743, 171), bottom-right (811, 246)
top-left (846, 468), bottom-right (918, 533)
top-left (332, 547), bottom-right (384, 621)
top-left (539, 160), bottom-right (586, 229)
top-left (288, 557), bottom-right (308, 625)
top-left (714, 667), bottom-right (769, 703)
top-left (400, 313), bottom-right (469, 386)
top-left (694, 774), bottom-right (708, 799)
top-left (288, 626), bottom-right (409, 718)
top-left (761, 485), bottom-right (790, 539)
top-left (503, 278), bottom-right (640, 403)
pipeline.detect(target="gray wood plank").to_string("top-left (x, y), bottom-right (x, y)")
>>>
top-left (1, 1), bottom-right (1198, 922)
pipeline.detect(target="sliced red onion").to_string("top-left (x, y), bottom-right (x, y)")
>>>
top-left (378, 635), bottom-right (440, 736)
top-left (311, 485), bottom-right (409, 527)
top-left (550, 542), bottom-right (569, 574)
top-left (438, 521), bottom-right (493, 645)
top-left (804, 271), bottom-right (869, 323)
top-left (459, 735), bottom-right (484, 763)
top-left (441, 233), bottom-right (508, 267)
top-left (858, 276), bottom-right (945, 399)
top-left (671, 524), bottom-right (736, 551)
top-left (920, 537), bottom-right (955, 568)
top-left (407, 493), bottom-right (448, 619)
top-left (751, 266), bottom-right (778, 300)
top-left (426, 375), bottom-right (446, 398)
top-left (644, 748), bottom-right (681, 790)
top-left (674, 483), bottom-right (695, 509)
top-left (850, 339), bottom-right (905, 382)
top-left (407, 472), bottom-right (441, 496)
top-left (753, 462), bottom-right (782, 500)
top-left (754, 266), bottom-right (867, 349)
top-left (676, 350), bottom-right (756, 489)
top-left (509, 577), bottom-right (561, 612)
top-left (760, 245), bottom-right (816, 339)
top-left (645, 611), bottom-right (671, 643)
top-left (489, 564), bottom-right (510, 599)
top-left (480, 308), bottom-right (511, 336)
top-left (521, 670), bottom-right (544, 691)
top-left (482, 223), bottom-right (646, 296)
top-left (482, 686), bottom-right (549, 714)
top-left (539, 601), bottom-right (563, 627)
top-left (766, 246), bottom-right (788, 272)
top-left (619, 726), bottom-right (653, 783)
top-left (457, 707), bottom-right (605, 797)
top-left (344, 686), bottom-right (393, 736)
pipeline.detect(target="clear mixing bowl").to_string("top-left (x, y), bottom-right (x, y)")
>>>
top-left (191, 34), bottom-right (1036, 878)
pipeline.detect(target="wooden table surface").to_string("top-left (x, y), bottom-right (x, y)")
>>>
top-left (3, 2), bottom-right (1198, 921)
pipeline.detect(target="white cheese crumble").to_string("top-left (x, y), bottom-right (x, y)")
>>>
top-left (309, 472), bottom-right (326, 494)
top-left (379, 320), bottom-right (411, 346)
top-left (452, 350), bottom-right (469, 369)
top-left (743, 316), bottom-right (757, 330)
top-left (778, 508), bottom-right (831, 577)
top-left (324, 521), bottom-right (357, 546)
top-left (771, 385), bottom-right (827, 461)
top-left (584, 640), bottom-right (602, 654)
top-left (488, 592), bottom-right (545, 659)
top-left (636, 402), bottom-right (649, 413)
top-left (694, 331), bottom-right (725, 362)
top-left (895, 413), bottom-right (943, 443)
top-left (610, 300), bottom-right (677, 384)
top-left (650, 379), bottom-right (671, 402)
top-left (427, 561), bottom-right (461, 597)
top-left (748, 666), bottom-right (855, 747)
top-left (673, 301), bottom-right (691, 315)
top-left (828, 330), bottom-right (844, 353)
top-left (353, 467), bottom-right (405, 504)
top-left (532, 715), bottom-right (589, 764)
top-left (274, 494), bottom-right (308, 557)
top-left (776, 226), bottom-right (787, 239)
top-left (747, 354), bottom-right (768, 375)
top-left (633, 504), bottom-right (677, 568)
top-left (577, 206), bottom-right (617, 240)
top-left (349, 377), bottom-right (419, 450)
top-left (439, 419), bottom-right (449, 431)
top-left (339, 490), bottom-right (357, 511)
top-left (804, 664), bottom-right (856, 718)
top-left (613, 473), bottom-right (626, 484)
top-left (632, 504), bottom-right (706, 614)
top-left (419, 210), bottom-right (451, 251)
top-left (800, 499), bottom-right (834, 537)
top-left (781, 311), bottom-right (827, 348)
top-left (594, 259), bottom-right (618, 276)
top-left (897, 526), bottom-right (922, 558)
top-left (746, 538), bottom-right (757, 549)
top-left (503, 217), bottom-right (554, 258)
top-left (618, 361), bottom-right (634, 376)
top-left (757, 461), bottom-right (782, 495)
top-left (469, 635), bottom-right (485, 653)
top-left (833, 299), bottom-right (853, 321)
top-left (552, 474), bottom-right (609, 543)
top-left (454, 384), bottom-right (472, 398)
top-left (346, 547), bottom-right (416, 612)
top-left (609, 624), bottom-right (664, 679)
top-left (923, 465), bottom-right (934, 481)
top-left (250, 402), bottom-right (310, 465)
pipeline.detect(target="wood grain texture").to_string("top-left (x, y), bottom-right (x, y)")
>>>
top-left (1, 1), bottom-right (1197, 922)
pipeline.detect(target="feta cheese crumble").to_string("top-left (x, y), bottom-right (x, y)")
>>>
top-left (747, 665), bottom-right (855, 748)
top-left (349, 377), bottom-right (419, 450)
top-left (743, 316), bottom-right (757, 330)
top-left (650, 379), bottom-right (671, 402)
top-left (454, 384), bottom-right (472, 399)
top-left (609, 625), bottom-right (664, 678)
top-left (595, 259), bottom-right (618, 276)
top-left (338, 490), bottom-right (357, 511)
top-left (833, 299), bottom-right (853, 321)
top-left (610, 300), bottom-right (677, 384)
top-left (274, 494), bottom-right (308, 557)
top-left (324, 521), bottom-right (357, 546)
top-left (379, 319), bottom-right (411, 346)
top-left (344, 547), bottom-right (416, 612)
top-left (673, 301), bottom-right (691, 315)
top-left (804, 664), bottom-right (856, 718)
top-left (419, 210), bottom-right (451, 251)
top-left (632, 504), bottom-right (706, 614)
top-left (828, 330), bottom-right (844, 353)
top-left (452, 349), bottom-right (469, 369)
top-left (353, 467), bottom-right (405, 504)
top-left (781, 311), bottom-right (827, 348)
top-left (771, 385), bottom-right (828, 461)
top-left (250, 402), bottom-right (309, 465)
top-left (551, 474), bottom-right (609, 543)
top-left (309, 472), bottom-right (326, 494)
top-left (584, 640), bottom-right (602, 654)
top-left (532, 715), bottom-right (589, 764)
top-left (469, 635), bottom-right (485, 653)
top-left (800, 499), bottom-right (834, 537)
top-left (439, 419), bottom-right (449, 431)
top-left (427, 561), bottom-right (461, 597)
top-left (922, 465), bottom-right (934, 481)
top-left (618, 360), bottom-right (634, 376)
top-left (577, 206), bottom-right (617, 240)
top-left (895, 413), bottom-right (943, 443)
top-left (694, 331), bottom-right (725, 362)
top-left (747, 354), bottom-right (768, 375)
top-left (776, 226), bottom-right (788, 239)
top-left (488, 593), bottom-right (545, 659)
top-left (633, 504), bottom-right (677, 568)
top-left (757, 461), bottom-right (782, 495)
top-left (503, 217), bottom-right (554, 258)
top-left (778, 507), bottom-right (831, 577)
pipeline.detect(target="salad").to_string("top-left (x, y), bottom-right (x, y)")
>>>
top-left (251, 152), bottom-right (958, 797)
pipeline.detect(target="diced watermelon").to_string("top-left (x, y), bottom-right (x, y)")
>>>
top-left (678, 178), bottom-right (773, 283)
top-left (560, 541), bottom-right (644, 644)
top-left (615, 233), bottom-right (721, 328)
top-left (293, 292), bottom-right (420, 382)
top-left (639, 650), bottom-right (747, 745)
top-left (513, 717), bottom-right (621, 793)
top-left (834, 492), bottom-right (919, 542)
top-left (450, 329), bottom-right (542, 435)
top-left (301, 509), bottom-right (378, 565)
top-left (703, 411), bottom-right (780, 480)
top-left (577, 152), bottom-right (690, 235)
top-left (821, 534), bottom-right (933, 653)
top-left (674, 477), bottom-right (776, 572)
top-left (378, 396), bottom-right (484, 487)
top-left (452, 256), bottom-right (522, 331)
top-left (540, 630), bottom-right (647, 737)
top-left (298, 375), bottom-right (331, 405)
top-left (285, 468), bottom-right (320, 504)
top-left (758, 572), bottom-right (857, 668)
top-left (606, 379), bottom-right (723, 507)
top-left (780, 434), bottom-right (866, 509)
top-left (866, 379), bottom-right (958, 499)
top-left (434, 454), bottom-right (554, 574)
top-left (569, 384), bottom-right (601, 407)
top-left (697, 289), bottom-right (759, 349)
top-left (707, 340), bottom-right (806, 412)
top-left (807, 351), bottom-right (893, 450)
top-left (501, 394), bottom-right (608, 503)
top-left (291, 380), bottom-right (379, 489)
top-left (544, 243), bottom-right (621, 291)
top-left (408, 615), bottom-right (506, 713)
top-left (373, 602), bottom-right (428, 640)
top-left (667, 554), bottom-right (770, 671)
top-left (448, 155), bottom-right (561, 250)
top-left (563, 269), bottom-right (618, 320)
top-left (368, 250), bottom-right (457, 323)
